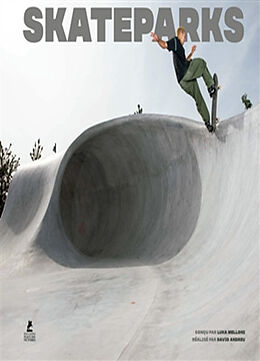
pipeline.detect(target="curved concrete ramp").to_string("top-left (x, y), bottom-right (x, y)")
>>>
top-left (0, 105), bottom-right (259, 360)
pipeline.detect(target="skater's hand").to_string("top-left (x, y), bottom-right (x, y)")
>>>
top-left (191, 45), bottom-right (197, 53)
top-left (150, 32), bottom-right (159, 42)
top-left (187, 45), bottom-right (197, 61)
top-left (151, 32), bottom-right (168, 49)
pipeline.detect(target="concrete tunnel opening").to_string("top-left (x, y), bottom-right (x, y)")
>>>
top-left (59, 120), bottom-right (202, 264)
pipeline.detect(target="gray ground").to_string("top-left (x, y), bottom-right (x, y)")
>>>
top-left (0, 105), bottom-right (259, 360)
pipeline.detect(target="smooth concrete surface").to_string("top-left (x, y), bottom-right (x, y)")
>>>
top-left (0, 105), bottom-right (259, 360)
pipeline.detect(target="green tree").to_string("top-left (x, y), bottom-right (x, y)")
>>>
top-left (30, 138), bottom-right (43, 161)
top-left (134, 104), bottom-right (143, 114)
top-left (0, 142), bottom-right (20, 217)
top-left (241, 93), bottom-right (252, 110)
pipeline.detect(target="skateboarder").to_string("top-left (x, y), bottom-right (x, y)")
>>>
top-left (151, 27), bottom-right (216, 132)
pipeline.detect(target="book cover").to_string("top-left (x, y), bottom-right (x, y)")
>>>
top-left (0, 1), bottom-right (259, 360)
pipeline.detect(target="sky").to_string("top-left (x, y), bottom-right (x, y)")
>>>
top-left (0, 0), bottom-right (259, 165)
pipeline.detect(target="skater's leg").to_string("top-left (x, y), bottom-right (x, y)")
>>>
top-left (182, 58), bottom-right (205, 81)
top-left (180, 78), bottom-right (210, 124)
top-left (192, 80), bottom-right (211, 124)
top-left (182, 58), bottom-right (214, 87)
top-left (202, 64), bottom-right (214, 88)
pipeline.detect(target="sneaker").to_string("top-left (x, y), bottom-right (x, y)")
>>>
top-left (208, 85), bottom-right (216, 98)
top-left (205, 122), bottom-right (214, 133)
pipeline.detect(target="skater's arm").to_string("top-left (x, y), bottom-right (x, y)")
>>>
top-left (150, 32), bottom-right (168, 49)
top-left (187, 45), bottom-right (197, 61)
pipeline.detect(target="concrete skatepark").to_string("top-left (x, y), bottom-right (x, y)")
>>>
top-left (0, 105), bottom-right (259, 360)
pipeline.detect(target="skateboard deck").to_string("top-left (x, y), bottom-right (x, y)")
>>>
top-left (211, 73), bottom-right (219, 132)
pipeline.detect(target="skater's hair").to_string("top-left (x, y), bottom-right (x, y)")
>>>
top-left (176, 27), bottom-right (186, 36)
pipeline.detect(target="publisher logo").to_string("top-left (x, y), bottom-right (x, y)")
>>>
top-left (24, 321), bottom-right (36, 342)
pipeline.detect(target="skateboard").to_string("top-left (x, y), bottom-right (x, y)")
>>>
top-left (211, 73), bottom-right (219, 132)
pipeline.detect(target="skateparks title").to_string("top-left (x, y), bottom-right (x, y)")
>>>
top-left (23, 7), bottom-right (244, 43)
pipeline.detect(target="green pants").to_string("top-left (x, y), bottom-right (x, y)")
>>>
top-left (180, 58), bottom-right (214, 124)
